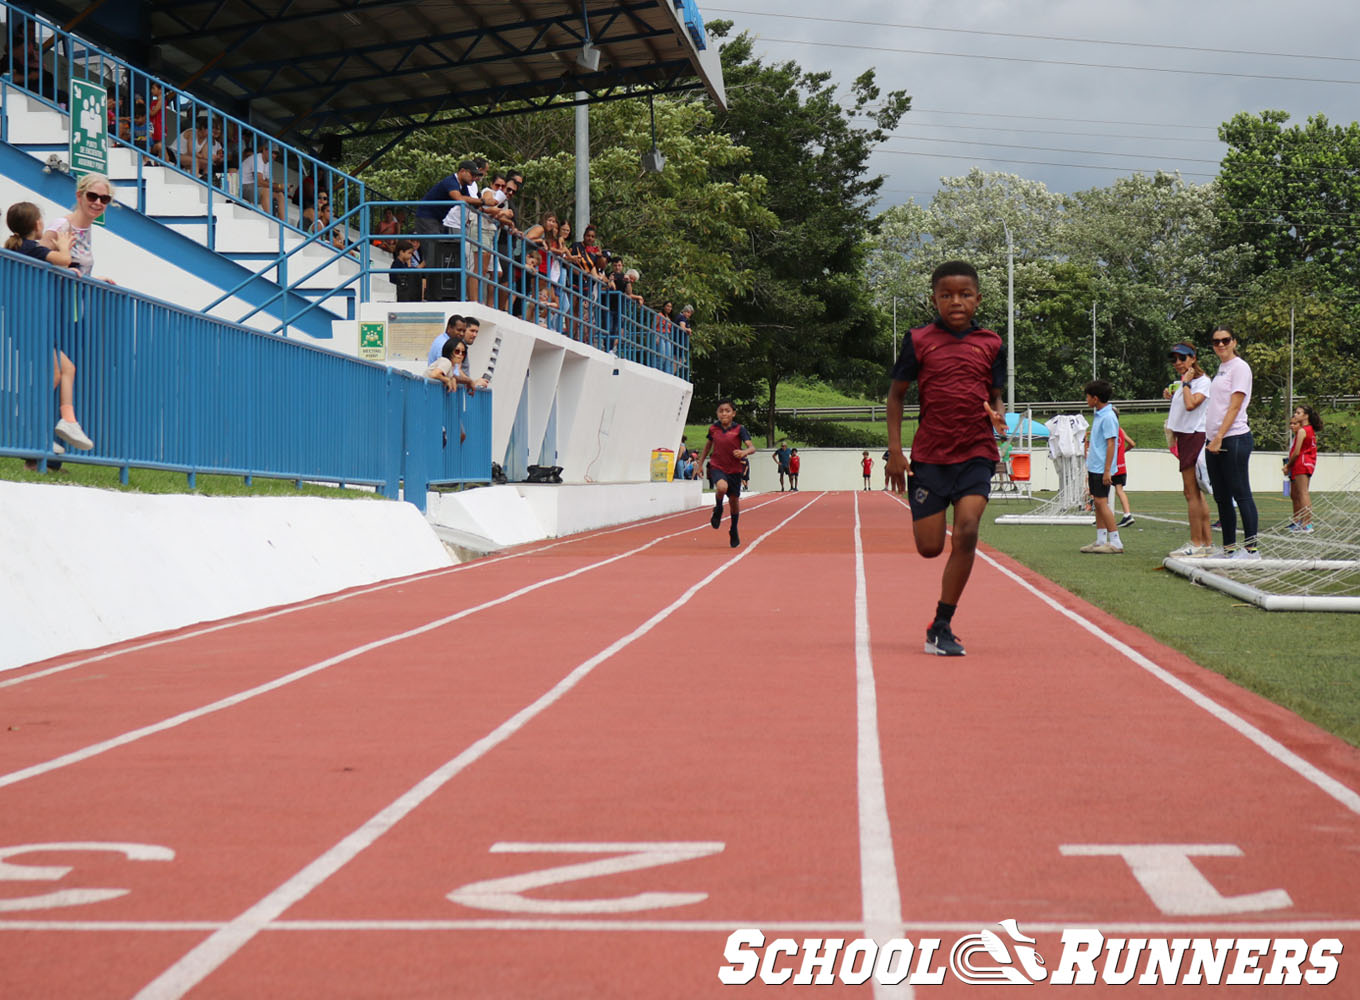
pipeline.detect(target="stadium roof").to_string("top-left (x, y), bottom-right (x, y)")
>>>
top-left (30, 0), bottom-right (726, 141)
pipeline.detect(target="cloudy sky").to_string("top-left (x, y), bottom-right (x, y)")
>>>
top-left (704, 0), bottom-right (1360, 207)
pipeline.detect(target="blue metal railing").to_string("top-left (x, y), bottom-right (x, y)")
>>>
top-left (360, 202), bottom-right (691, 379)
top-left (676, 0), bottom-right (708, 49)
top-left (0, 249), bottom-right (489, 510)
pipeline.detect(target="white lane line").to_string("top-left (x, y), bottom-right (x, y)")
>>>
top-left (970, 548), bottom-right (1360, 816)
top-left (0, 493), bottom-right (795, 689)
top-left (130, 495), bottom-right (823, 1000)
top-left (852, 492), bottom-right (912, 999)
top-left (7, 917), bottom-right (1360, 934)
top-left (0, 497), bottom-right (792, 791)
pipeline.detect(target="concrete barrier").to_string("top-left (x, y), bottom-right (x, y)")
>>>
top-left (0, 482), bottom-right (452, 673)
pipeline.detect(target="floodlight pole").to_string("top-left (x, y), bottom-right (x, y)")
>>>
top-left (1091, 300), bottom-right (1097, 379)
top-left (1288, 301), bottom-right (1295, 426)
top-left (575, 97), bottom-right (590, 229)
top-left (1003, 220), bottom-right (1014, 415)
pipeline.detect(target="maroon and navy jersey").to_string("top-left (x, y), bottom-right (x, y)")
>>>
top-left (707, 422), bottom-right (751, 475)
top-left (891, 320), bottom-right (1005, 465)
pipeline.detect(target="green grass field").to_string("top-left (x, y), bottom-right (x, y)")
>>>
top-left (980, 490), bottom-right (1360, 748)
top-left (0, 457), bottom-right (381, 500)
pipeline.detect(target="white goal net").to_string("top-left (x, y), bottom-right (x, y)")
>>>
top-left (1163, 467), bottom-right (1360, 612)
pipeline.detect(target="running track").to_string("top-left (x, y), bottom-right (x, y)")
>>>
top-left (2, 491), bottom-right (1358, 997)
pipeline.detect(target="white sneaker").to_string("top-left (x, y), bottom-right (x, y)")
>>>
top-left (51, 440), bottom-right (66, 456)
top-left (1231, 547), bottom-right (1261, 561)
top-left (54, 418), bottom-right (93, 450)
top-left (1169, 543), bottom-right (1196, 556)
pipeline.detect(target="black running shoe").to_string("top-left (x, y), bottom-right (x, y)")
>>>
top-left (924, 622), bottom-right (965, 656)
top-left (710, 506), bottom-right (722, 529)
top-left (729, 527), bottom-right (740, 548)
top-left (1118, 514), bottom-right (1134, 528)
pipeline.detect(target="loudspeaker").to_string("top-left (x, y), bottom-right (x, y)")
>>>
top-left (434, 239), bottom-right (463, 300)
top-left (320, 134), bottom-right (342, 162)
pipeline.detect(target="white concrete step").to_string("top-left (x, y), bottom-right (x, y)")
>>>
top-left (4, 93), bottom-right (397, 326)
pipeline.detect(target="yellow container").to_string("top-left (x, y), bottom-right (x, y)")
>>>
top-left (650, 448), bottom-right (675, 482)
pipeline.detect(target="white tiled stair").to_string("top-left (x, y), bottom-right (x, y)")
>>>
top-left (2, 89), bottom-right (394, 333)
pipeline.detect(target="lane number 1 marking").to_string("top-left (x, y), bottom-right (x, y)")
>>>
top-left (1060, 843), bottom-right (1292, 915)
top-left (448, 841), bottom-right (725, 914)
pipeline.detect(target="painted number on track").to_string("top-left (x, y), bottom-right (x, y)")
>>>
top-left (0, 842), bottom-right (175, 912)
top-left (448, 841), bottom-right (726, 914)
top-left (1061, 843), bottom-right (1292, 915)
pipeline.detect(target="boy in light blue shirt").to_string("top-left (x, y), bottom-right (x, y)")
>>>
top-left (1082, 379), bottom-right (1124, 554)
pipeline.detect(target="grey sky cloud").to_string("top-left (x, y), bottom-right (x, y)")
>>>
top-left (709, 1), bottom-right (1360, 206)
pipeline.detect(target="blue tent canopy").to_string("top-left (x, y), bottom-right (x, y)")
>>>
top-left (1004, 413), bottom-right (1050, 438)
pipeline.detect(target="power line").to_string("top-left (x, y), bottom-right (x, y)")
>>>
top-left (862, 107), bottom-right (1219, 132)
top-left (707, 8), bottom-right (1360, 65)
top-left (756, 36), bottom-right (1360, 87)
top-left (877, 149), bottom-right (1218, 177)
top-left (888, 123), bottom-right (1224, 145)
top-left (879, 138), bottom-right (1221, 166)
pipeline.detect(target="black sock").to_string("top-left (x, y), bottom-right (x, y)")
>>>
top-left (729, 511), bottom-right (739, 530)
top-left (933, 602), bottom-right (956, 628)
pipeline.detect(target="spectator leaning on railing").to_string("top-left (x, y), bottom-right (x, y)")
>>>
top-left (427, 314), bottom-right (467, 367)
top-left (5, 201), bottom-right (94, 459)
top-left (416, 160), bottom-right (479, 301)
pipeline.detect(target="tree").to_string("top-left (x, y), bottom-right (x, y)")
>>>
top-left (866, 171), bottom-right (1073, 402)
top-left (1066, 172), bottom-right (1254, 397)
top-left (1217, 110), bottom-right (1360, 287)
top-left (1214, 265), bottom-right (1360, 448)
top-left (344, 96), bottom-right (774, 355)
top-left (696, 25), bottom-right (910, 441)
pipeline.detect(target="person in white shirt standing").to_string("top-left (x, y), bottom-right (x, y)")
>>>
top-left (1164, 341), bottom-right (1215, 556)
top-left (1203, 325), bottom-right (1259, 558)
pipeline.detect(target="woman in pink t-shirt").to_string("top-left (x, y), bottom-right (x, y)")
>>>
top-left (1204, 325), bottom-right (1259, 557)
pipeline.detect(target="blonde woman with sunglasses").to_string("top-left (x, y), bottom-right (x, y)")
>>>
top-left (42, 173), bottom-right (115, 282)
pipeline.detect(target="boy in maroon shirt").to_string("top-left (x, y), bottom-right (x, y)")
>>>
top-left (696, 399), bottom-right (757, 548)
top-left (885, 261), bottom-right (1007, 656)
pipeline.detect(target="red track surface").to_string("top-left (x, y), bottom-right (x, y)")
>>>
top-left (2, 491), bottom-right (1358, 998)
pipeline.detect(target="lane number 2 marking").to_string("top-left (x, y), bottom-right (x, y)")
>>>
top-left (448, 841), bottom-right (725, 914)
top-left (0, 842), bottom-right (175, 912)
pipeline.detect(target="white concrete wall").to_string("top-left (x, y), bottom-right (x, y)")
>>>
top-left (742, 447), bottom-right (1360, 495)
top-left (346, 302), bottom-right (692, 485)
top-left (0, 481), bottom-right (452, 673)
top-left (424, 481), bottom-right (702, 551)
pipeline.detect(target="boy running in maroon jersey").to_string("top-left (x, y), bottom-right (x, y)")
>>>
top-left (696, 399), bottom-right (757, 548)
top-left (886, 261), bottom-right (1007, 657)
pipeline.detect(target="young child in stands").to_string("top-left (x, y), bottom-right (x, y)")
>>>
top-left (5, 202), bottom-right (94, 463)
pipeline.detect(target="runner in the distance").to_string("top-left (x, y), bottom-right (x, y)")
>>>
top-left (696, 398), bottom-right (757, 548)
top-left (885, 260), bottom-right (1007, 657)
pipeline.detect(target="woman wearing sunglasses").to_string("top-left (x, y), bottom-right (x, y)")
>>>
top-left (41, 173), bottom-right (115, 281)
top-left (1204, 325), bottom-right (1259, 558)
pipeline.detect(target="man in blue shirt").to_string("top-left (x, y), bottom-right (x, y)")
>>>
top-left (1081, 379), bottom-right (1124, 554)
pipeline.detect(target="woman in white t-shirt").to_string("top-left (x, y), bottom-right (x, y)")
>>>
top-left (1163, 341), bottom-right (1214, 556)
top-left (1203, 325), bottom-right (1259, 557)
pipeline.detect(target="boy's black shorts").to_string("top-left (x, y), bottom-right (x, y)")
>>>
top-left (1111, 473), bottom-right (1127, 486)
top-left (1088, 472), bottom-right (1112, 499)
top-left (709, 468), bottom-right (743, 498)
top-left (907, 457), bottom-right (995, 520)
